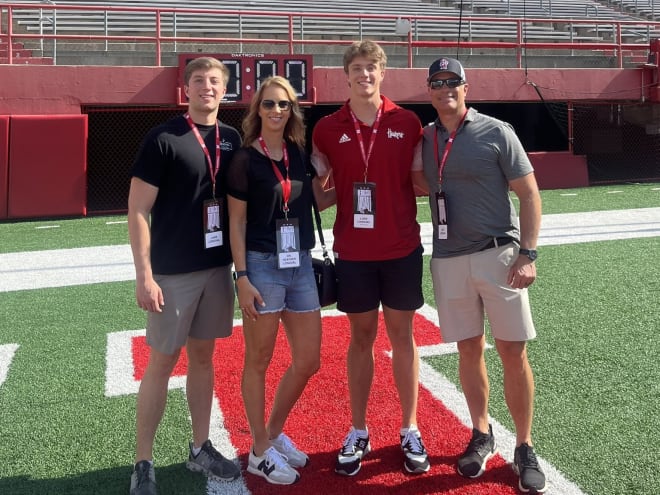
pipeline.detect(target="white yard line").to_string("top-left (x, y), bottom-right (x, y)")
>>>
top-left (1, 208), bottom-right (659, 293)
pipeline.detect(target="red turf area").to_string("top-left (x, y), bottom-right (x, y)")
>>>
top-left (133, 312), bottom-right (519, 494)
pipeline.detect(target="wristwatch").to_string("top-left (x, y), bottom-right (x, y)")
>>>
top-left (518, 248), bottom-right (538, 261)
top-left (233, 270), bottom-right (248, 281)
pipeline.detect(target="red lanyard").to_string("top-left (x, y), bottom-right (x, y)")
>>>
top-left (184, 113), bottom-right (220, 198)
top-left (434, 109), bottom-right (468, 186)
top-left (350, 104), bottom-right (383, 182)
top-left (258, 136), bottom-right (291, 214)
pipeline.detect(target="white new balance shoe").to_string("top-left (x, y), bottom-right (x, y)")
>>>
top-left (270, 432), bottom-right (310, 468)
top-left (247, 446), bottom-right (300, 485)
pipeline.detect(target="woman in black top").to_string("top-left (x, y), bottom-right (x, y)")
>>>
top-left (227, 76), bottom-right (334, 485)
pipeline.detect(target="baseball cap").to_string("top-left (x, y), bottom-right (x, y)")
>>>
top-left (427, 57), bottom-right (466, 82)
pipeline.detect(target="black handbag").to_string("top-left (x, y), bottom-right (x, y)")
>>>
top-left (312, 196), bottom-right (337, 307)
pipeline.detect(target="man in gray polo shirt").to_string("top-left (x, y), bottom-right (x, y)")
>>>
top-left (421, 57), bottom-right (546, 494)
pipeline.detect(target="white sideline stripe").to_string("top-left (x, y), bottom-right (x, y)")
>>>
top-left (0, 344), bottom-right (19, 388)
top-left (415, 341), bottom-right (493, 357)
top-left (415, 304), bottom-right (587, 495)
top-left (1, 207), bottom-right (659, 293)
top-left (105, 327), bottom-right (251, 495)
top-left (536, 207), bottom-right (660, 245)
top-left (0, 245), bottom-right (136, 292)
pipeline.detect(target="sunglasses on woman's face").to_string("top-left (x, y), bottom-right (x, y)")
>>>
top-left (260, 99), bottom-right (292, 110)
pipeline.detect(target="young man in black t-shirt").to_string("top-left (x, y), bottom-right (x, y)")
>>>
top-left (127, 57), bottom-right (241, 495)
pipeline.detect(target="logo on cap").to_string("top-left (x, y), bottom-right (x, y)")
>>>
top-left (438, 59), bottom-right (450, 70)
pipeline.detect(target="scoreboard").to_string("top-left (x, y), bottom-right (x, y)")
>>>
top-left (177, 53), bottom-right (314, 106)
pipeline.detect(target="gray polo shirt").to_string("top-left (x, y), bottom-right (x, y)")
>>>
top-left (422, 107), bottom-right (534, 258)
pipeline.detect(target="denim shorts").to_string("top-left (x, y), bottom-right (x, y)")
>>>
top-left (246, 250), bottom-right (320, 314)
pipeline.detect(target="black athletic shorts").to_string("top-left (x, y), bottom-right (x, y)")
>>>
top-left (335, 244), bottom-right (424, 313)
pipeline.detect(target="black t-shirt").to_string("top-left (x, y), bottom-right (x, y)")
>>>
top-left (226, 143), bottom-right (316, 253)
top-left (130, 115), bottom-right (242, 274)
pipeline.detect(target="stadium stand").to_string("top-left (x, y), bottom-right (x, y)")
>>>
top-left (610, 0), bottom-right (660, 20)
top-left (7, 0), bottom-right (660, 51)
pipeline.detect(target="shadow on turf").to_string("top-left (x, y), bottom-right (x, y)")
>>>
top-left (0, 448), bottom-right (520, 494)
top-left (0, 462), bottom-right (208, 495)
top-left (237, 444), bottom-right (520, 495)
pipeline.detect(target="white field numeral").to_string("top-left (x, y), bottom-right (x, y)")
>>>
top-left (0, 344), bottom-right (19, 388)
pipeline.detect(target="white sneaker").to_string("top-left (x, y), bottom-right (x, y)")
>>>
top-left (400, 425), bottom-right (430, 474)
top-left (247, 446), bottom-right (300, 485)
top-left (335, 427), bottom-right (371, 476)
top-left (270, 432), bottom-right (310, 468)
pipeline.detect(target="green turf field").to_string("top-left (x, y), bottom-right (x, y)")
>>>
top-left (0, 182), bottom-right (658, 494)
top-left (1, 183), bottom-right (659, 254)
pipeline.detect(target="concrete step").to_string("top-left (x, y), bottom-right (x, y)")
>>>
top-left (0, 56), bottom-right (54, 65)
top-left (0, 42), bottom-right (27, 50)
top-left (0, 49), bottom-right (35, 58)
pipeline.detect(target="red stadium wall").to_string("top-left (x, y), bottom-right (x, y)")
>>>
top-left (8, 115), bottom-right (88, 219)
top-left (0, 64), bottom-right (653, 219)
top-left (0, 116), bottom-right (8, 219)
top-left (0, 66), bottom-right (648, 113)
top-left (528, 152), bottom-right (589, 189)
top-left (0, 66), bottom-right (178, 114)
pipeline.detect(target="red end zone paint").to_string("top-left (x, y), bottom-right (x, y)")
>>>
top-left (132, 312), bottom-right (519, 494)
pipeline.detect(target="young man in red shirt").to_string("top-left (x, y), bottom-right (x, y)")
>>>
top-left (311, 40), bottom-right (429, 477)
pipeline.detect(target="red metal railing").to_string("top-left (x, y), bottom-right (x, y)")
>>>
top-left (1, 2), bottom-right (660, 67)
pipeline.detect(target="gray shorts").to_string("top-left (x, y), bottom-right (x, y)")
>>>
top-left (430, 244), bottom-right (536, 343)
top-left (146, 266), bottom-right (234, 355)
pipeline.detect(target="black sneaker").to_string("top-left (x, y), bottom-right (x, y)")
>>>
top-left (335, 427), bottom-right (371, 476)
top-left (513, 443), bottom-right (547, 494)
top-left (129, 460), bottom-right (157, 495)
top-left (186, 439), bottom-right (240, 481)
top-left (456, 424), bottom-right (497, 478)
top-left (400, 426), bottom-right (430, 474)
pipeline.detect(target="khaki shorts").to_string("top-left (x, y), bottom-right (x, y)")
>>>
top-left (430, 244), bottom-right (536, 343)
top-left (146, 266), bottom-right (234, 355)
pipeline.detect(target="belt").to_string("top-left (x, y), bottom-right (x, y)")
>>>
top-left (479, 236), bottom-right (515, 251)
